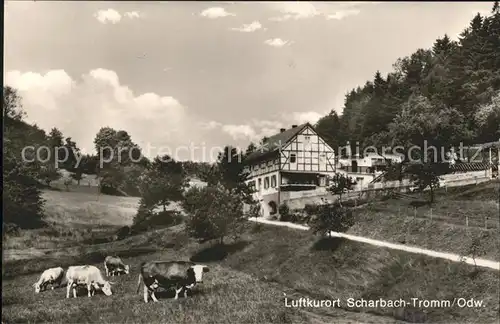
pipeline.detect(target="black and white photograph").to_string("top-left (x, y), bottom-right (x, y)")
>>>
top-left (2, 1), bottom-right (500, 323)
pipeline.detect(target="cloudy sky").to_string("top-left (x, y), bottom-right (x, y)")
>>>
top-left (4, 1), bottom-right (492, 162)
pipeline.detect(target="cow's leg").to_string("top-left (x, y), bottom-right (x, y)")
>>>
top-left (66, 281), bottom-right (72, 298)
top-left (143, 285), bottom-right (149, 303)
top-left (73, 285), bottom-right (77, 298)
top-left (87, 283), bottom-right (92, 297)
top-left (174, 287), bottom-right (183, 300)
top-left (151, 292), bottom-right (159, 302)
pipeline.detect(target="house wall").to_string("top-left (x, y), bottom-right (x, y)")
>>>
top-left (279, 125), bottom-right (336, 176)
top-left (246, 170), bottom-right (280, 201)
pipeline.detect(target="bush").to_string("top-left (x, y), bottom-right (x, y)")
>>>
top-left (310, 204), bottom-right (355, 237)
top-left (3, 223), bottom-right (20, 236)
top-left (183, 184), bottom-right (248, 244)
top-left (304, 203), bottom-right (320, 216)
top-left (116, 226), bottom-right (131, 240)
top-left (278, 203), bottom-right (290, 221)
top-left (132, 210), bottom-right (183, 234)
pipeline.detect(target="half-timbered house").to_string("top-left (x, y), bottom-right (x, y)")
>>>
top-left (243, 123), bottom-right (337, 217)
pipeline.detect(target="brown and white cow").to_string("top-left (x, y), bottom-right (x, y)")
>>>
top-left (136, 261), bottom-right (209, 303)
top-left (65, 265), bottom-right (114, 298)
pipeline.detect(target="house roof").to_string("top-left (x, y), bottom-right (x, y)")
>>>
top-left (244, 122), bottom-right (310, 163)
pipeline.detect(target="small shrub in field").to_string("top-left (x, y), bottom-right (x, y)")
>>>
top-left (460, 231), bottom-right (488, 272)
top-left (278, 203), bottom-right (290, 221)
top-left (310, 204), bottom-right (355, 237)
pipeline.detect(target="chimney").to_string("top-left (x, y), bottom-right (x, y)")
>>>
top-left (280, 128), bottom-right (286, 133)
top-left (291, 124), bottom-right (297, 128)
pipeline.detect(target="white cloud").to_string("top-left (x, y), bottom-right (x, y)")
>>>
top-left (231, 21), bottom-right (265, 32)
top-left (200, 7), bottom-right (235, 19)
top-left (290, 111), bottom-right (323, 124)
top-left (94, 9), bottom-right (122, 24)
top-left (268, 2), bottom-right (320, 21)
top-left (124, 11), bottom-right (141, 19)
top-left (268, 2), bottom-right (375, 22)
top-left (216, 112), bottom-right (324, 143)
top-left (264, 38), bottom-right (292, 48)
top-left (326, 9), bottom-right (360, 20)
top-left (4, 69), bottom-right (205, 159)
top-left (222, 124), bottom-right (256, 140)
top-left (94, 9), bottom-right (142, 24)
top-left (199, 121), bottom-right (223, 130)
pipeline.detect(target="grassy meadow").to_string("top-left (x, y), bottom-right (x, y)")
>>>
top-left (2, 182), bottom-right (499, 323)
top-left (350, 181), bottom-right (500, 260)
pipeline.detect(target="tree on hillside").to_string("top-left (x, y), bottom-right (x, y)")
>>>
top-left (310, 204), bottom-right (355, 238)
top-left (3, 86), bottom-right (45, 229)
top-left (474, 90), bottom-right (500, 143)
top-left (3, 86), bottom-right (26, 121)
top-left (406, 163), bottom-right (448, 204)
top-left (327, 173), bottom-right (357, 206)
top-left (216, 146), bottom-right (254, 204)
top-left (93, 127), bottom-right (145, 195)
top-left (139, 155), bottom-right (188, 212)
top-left (315, 110), bottom-right (343, 152)
top-left (387, 95), bottom-right (468, 202)
top-left (38, 165), bottom-right (62, 187)
top-left (183, 184), bottom-right (249, 244)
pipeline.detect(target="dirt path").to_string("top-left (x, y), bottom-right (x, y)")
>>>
top-left (249, 218), bottom-right (500, 271)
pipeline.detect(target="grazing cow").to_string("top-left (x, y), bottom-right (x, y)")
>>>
top-left (104, 256), bottom-right (130, 276)
top-left (33, 267), bottom-right (65, 293)
top-left (65, 265), bottom-right (114, 298)
top-left (136, 261), bottom-right (209, 303)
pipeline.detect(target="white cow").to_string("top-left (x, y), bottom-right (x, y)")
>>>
top-left (33, 267), bottom-right (65, 293)
top-left (65, 265), bottom-right (114, 298)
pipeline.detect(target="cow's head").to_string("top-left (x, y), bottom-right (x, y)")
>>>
top-left (33, 283), bottom-right (41, 293)
top-left (101, 281), bottom-right (114, 296)
top-left (189, 265), bottom-right (209, 283)
top-left (124, 265), bottom-right (130, 274)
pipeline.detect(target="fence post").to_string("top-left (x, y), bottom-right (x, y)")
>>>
top-left (430, 208), bottom-right (433, 222)
top-left (466, 215), bottom-right (469, 227)
top-left (414, 207), bottom-right (417, 219)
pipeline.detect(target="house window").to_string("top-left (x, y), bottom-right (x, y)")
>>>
top-left (271, 175), bottom-right (277, 188)
top-left (290, 153), bottom-right (297, 163)
top-left (258, 178), bottom-right (262, 191)
top-left (248, 181), bottom-right (256, 192)
top-left (264, 177), bottom-right (270, 189)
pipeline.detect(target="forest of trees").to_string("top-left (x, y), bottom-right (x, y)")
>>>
top-left (315, 4), bottom-right (500, 157)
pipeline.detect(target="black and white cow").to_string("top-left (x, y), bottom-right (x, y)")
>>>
top-left (136, 261), bottom-right (209, 303)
